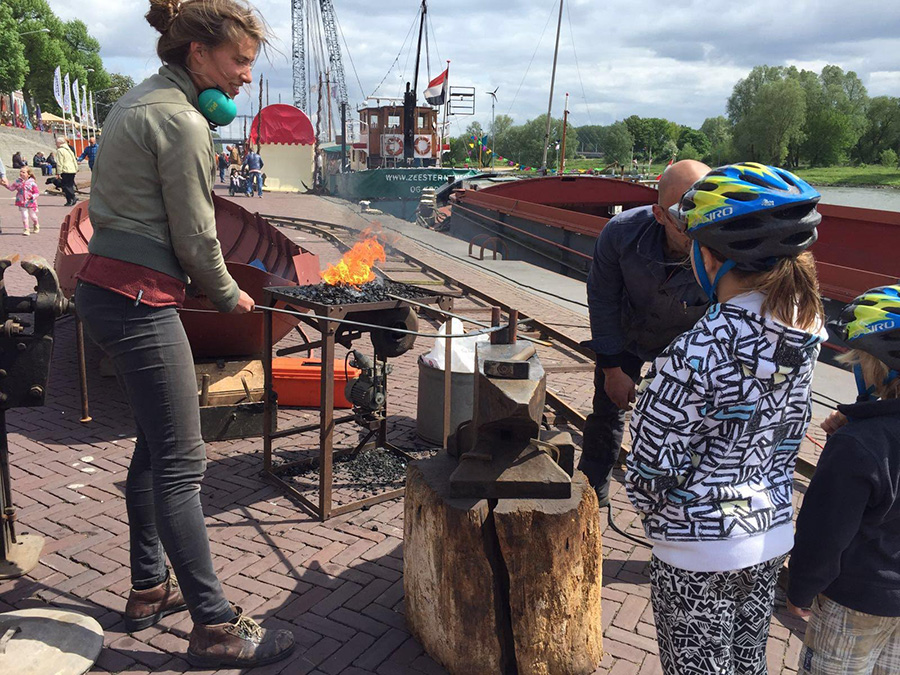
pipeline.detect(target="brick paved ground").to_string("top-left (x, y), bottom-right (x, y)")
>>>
top-left (0, 185), bottom-right (834, 673)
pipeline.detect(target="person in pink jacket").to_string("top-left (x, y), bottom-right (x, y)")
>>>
top-left (6, 166), bottom-right (40, 235)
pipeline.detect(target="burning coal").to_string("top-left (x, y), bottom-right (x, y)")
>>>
top-left (321, 237), bottom-right (386, 286)
top-left (280, 279), bottom-right (434, 306)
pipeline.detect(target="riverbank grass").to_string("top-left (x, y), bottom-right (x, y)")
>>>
top-left (793, 166), bottom-right (900, 188)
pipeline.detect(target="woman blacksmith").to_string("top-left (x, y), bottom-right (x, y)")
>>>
top-left (75, 0), bottom-right (295, 667)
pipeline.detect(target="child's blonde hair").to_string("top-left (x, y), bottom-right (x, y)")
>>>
top-left (21, 166), bottom-right (35, 179)
top-left (837, 349), bottom-right (900, 400)
top-left (732, 251), bottom-right (823, 332)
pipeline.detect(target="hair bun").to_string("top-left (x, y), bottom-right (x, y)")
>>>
top-left (145, 0), bottom-right (181, 35)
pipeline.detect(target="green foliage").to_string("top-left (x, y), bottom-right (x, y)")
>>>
top-left (0, 4), bottom-right (28, 94)
top-left (4, 0), bottom-right (110, 115)
top-left (625, 115), bottom-right (679, 160)
top-left (598, 122), bottom-right (633, 166)
top-left (678, 143), bottom-right (702, 162)
top-left (879, 148), bottom-right (898, 168)
top-left (728, 66), bottom-right (806, 164)
top-left (700, 116), bottom-right (734, 165)
top-left (854, 96), bottom-right (900, 164)
top-left (677, 127), bottom-right (710, 158)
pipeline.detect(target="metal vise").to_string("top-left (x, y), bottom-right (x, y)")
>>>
top-left (447, 341), bottom-right (574, 499)
top-left (0, 255), bottom-right (73, 409)
top-left (0, 255), bottom-right (73, 579)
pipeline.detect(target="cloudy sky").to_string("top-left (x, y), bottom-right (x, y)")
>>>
top-left (47, 0), bottom-right (900, 134)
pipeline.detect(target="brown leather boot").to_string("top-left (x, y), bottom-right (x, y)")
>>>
top-left (187, 607), bottom-right (295, 668)
top-left (124, 575), bottom-right (188, 632)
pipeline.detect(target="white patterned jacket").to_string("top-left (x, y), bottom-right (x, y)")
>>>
top-left (626, 292), bottom-right (826, 572)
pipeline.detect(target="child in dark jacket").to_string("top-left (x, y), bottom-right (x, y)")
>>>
top-left (787, 284), bottom-right (900, 674)
top-left (627, 163), bottom-right (827, 675)
top-left (228, 168), bottom-right (244, 196)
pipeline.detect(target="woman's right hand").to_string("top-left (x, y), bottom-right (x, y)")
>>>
top-left (231, 290), bottom-right (255, 314)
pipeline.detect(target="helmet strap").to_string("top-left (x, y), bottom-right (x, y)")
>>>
top-left (854, 363), bottom-right (877, 402)
top-left (692, 240), bottom-right (735, 302)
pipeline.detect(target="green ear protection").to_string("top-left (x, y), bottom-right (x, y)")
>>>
top-left (198, 88), bottom-right (237, 126)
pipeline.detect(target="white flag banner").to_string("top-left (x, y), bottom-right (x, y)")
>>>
top-left (82, 86), bottom-right (88, 127)
top-left (72, 78), bottom-right (82, 121)
top-left (53, 66), bottom-right (64, 109)
top-left (63, 73), bottom-right (72, 114)
top-left (88, 91), bottom-right (95, 126)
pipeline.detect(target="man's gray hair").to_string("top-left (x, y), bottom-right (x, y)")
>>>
top-left (56, 136), bottom-right (67, 144)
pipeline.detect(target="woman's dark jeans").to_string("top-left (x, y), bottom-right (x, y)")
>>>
top-left (75, 281), bottom-right (234, 626)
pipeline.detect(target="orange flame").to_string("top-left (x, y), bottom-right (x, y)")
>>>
top-left (321, 237), bottom-right (386, 285)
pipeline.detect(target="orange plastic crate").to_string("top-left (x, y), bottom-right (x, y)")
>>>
top-left (271, 357), bottom-right (361, 408)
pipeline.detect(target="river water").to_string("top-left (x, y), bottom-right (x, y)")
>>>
top-left (816, 186), bottom-right (900, 212)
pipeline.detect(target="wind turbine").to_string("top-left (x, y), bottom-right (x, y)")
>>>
top-left (487, 87), bottom-right (499, 172)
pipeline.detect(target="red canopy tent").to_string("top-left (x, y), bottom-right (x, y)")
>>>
top-left (248, 104), bottom-right (315, 146)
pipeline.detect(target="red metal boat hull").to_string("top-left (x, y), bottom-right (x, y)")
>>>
top-left (451, 175), bottom-right (898, 302)
top-left (55, 196), bottom-right (321, 358)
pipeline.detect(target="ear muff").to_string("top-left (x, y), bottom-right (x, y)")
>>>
top-left (198, 88), bottom-right (237, 126)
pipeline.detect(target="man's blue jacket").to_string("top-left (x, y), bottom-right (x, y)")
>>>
top-left (585, 205), bottom-right (708, 367)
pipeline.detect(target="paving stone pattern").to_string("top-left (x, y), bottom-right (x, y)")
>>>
top-left (0, 188), bottom-right (824, 673)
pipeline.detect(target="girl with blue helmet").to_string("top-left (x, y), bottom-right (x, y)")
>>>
top-left (627, 162), bottom-right (827, 674)
top-left (788, 285), bottom-right (900, 674)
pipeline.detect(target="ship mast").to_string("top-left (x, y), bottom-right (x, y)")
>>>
top-left (540, 0), bottom-right (564, 175)
top-left (404, 0), bottom-right (428, 163)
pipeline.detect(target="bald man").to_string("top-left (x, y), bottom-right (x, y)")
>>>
top-left (582, 160), bottom-right (711, 507)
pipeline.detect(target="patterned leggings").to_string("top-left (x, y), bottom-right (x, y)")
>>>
top-left (650, 554), bottom-right (786, 675)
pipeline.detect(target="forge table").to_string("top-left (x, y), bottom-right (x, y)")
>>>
top-left (261, 284), bottom-right (451, 521)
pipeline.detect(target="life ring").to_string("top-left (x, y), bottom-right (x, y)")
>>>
top-left (384, 136), bottom-right (403, 157)
top-left (414, 136), bottom-right (432, 156)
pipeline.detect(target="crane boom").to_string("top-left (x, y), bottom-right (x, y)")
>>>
top-left (319, 0), bottom-right (349, 107)
top-left (291, 0), bottom-right (307, 111)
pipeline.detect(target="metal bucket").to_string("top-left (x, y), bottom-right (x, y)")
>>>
top-left (416, 356), bottom-right (475, 445)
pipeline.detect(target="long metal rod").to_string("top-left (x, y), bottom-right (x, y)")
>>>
top-left (540, 0), bottom-right (564, 173)
top-left (254, 304), bottom-right (506, 339)
top-left (0, 410), bottom-right (15, 554)
top-left (75, 316), bottom-right (91, 423)
top-left (383, 292), bottom-right (552, 346)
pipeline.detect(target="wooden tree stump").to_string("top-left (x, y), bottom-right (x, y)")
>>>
top-left (404, 452), bottom-right (603, 675)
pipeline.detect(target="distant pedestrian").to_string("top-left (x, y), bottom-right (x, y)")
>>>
top-left (217, 150), bottom-right (228, 182)
top-left (241, 148), bottom-right (263, 197)
top-left (11, 151), bottom-right (26, 169)
top-left (78, 136), bottom-right (99, 170)
top-left (54, 136), bottom-right (78, 206)
top-left (5, 166), bottom-right (41, 235)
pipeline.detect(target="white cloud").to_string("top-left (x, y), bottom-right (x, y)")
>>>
top-left (45, 0), bottom-right (900, 130)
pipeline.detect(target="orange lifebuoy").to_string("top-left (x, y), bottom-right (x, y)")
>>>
top-left (384, 136), bottom-right (403, 157)
top-left (414, 136), bottom-right (432, 156)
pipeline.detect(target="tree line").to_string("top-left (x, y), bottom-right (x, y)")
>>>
top-left (0, 0), bottom-right (134, 126)
top-left (449, 64), bottom-right (900, 170)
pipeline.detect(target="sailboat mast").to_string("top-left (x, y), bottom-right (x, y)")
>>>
top-left (540, 0), bottom-right (564, 174)
top-left (404, 0), bottom-right (428, 162)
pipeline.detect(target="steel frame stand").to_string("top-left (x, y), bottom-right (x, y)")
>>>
top-left (261, 291), bottom-right (412, 521)
top-left (0, 411), bottom-right (43, 580)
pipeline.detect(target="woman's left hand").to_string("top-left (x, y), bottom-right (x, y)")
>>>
top-left (786, 600), bottom-right (811, 618)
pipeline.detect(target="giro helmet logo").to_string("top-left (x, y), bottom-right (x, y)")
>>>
top-left (866, 319), bottom-right (897, 334)
top-left (702, 206), bottom-right (734, 223)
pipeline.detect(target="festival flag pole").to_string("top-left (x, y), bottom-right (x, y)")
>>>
top-left (63, 72), bottom-right (73, 143)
